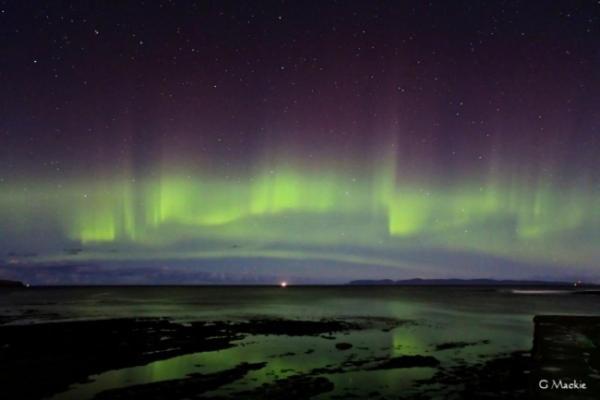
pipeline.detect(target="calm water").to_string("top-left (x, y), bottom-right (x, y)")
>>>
top-left (2, 286), bottom-right (600, 399)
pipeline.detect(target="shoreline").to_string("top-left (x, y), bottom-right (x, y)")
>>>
top-left (2, 312), bottom-right (598, 399)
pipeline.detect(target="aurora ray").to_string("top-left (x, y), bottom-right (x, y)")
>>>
top-left (0, 1), bottom-right (599, 284)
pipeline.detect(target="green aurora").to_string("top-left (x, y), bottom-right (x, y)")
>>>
top-left (1, 1), bottom-right (600, 283)
top-left (2, 149), bottom-right (598, 280)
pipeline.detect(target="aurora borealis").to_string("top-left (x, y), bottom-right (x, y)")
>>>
top-left (1, 1), bottom-right (599, 283)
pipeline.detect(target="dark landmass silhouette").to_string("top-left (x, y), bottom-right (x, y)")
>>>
top-left (347, 278), bottom-right (596, 287)
top-left (0, 279), bottom-right (26, 288)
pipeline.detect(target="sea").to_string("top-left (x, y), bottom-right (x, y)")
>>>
top-left (2, 286), bottom-right (599, 399)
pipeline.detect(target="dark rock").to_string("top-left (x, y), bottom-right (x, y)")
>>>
top-left (0, 316), bottom-right (363, 399)
top-left (532, 315), bottom-right (600, 398)
top-left (0, 279), bottom-right (26, 288)
top-left (0, 318), bottom-right (241, 400)
top-left (94, 362), bottom-right (266, 400)
top-left (367, 355), bottom-right (440, 370)
top-left (414, 351), bottom-right (532, 399)
top-left (232, 374), bottom-right (334, 399)
top-left (231, 318), bottom-right (359, 336)
top-left (434, 340), bottom-right (490, 351)
top-left (269, 352), bottom-right (296, 358)
top-left (335, 342), bottom-right (353, 351)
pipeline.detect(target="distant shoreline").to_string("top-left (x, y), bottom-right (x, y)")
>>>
top-left (347, 278), bottom-right (597, 287)
top-left (2, 280), bottom-right (598, 289)
top-left (0, 279), bottom-right (26, 288)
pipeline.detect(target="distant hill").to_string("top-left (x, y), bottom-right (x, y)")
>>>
top-left (0, 279), bottom-right (26, 288)
top-left (347, 278), bottom-right (591, 287)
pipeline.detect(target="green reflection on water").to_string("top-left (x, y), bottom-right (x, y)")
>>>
top-left (23, 287), bottom-right (596, 400)
top-left (51, 322), bottom-right (513, 400)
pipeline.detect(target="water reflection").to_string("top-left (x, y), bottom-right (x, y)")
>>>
top-left (2, 287), bottom-right (598, 399)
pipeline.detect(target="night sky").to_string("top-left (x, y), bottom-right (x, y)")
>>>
top-left (1, 1), bottom-right (599, 284)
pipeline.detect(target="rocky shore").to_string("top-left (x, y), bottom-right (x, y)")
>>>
top-left (0, 313), bottom-right (598, 399)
